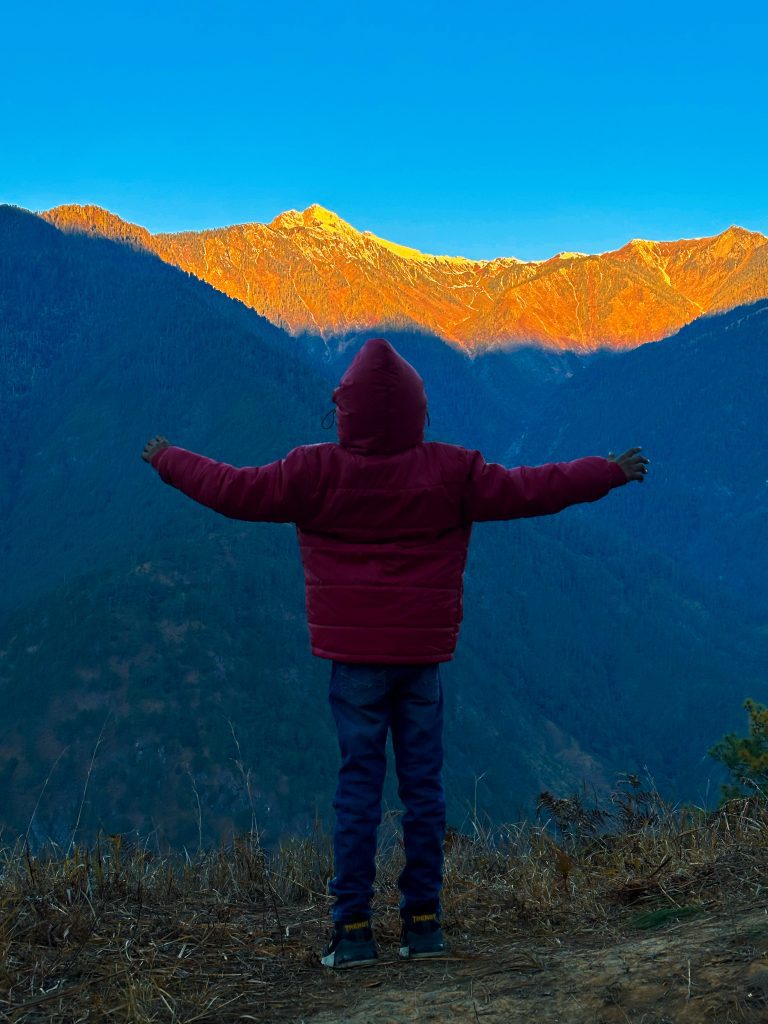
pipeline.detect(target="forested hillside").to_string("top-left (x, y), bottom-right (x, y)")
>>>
top-left (0, 204), bottom-right (322, 609)
top-left (517, 300), bottom-right (768, 606)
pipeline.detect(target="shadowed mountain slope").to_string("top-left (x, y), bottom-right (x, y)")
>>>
top-left (516, 300), bottom-right (768, 605)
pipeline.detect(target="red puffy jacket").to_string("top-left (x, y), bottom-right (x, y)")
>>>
top-left (151, 337), bottom-right (627, 663)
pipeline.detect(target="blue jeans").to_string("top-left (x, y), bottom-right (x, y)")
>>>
top-left (327, 660), bottom-right (447, 923)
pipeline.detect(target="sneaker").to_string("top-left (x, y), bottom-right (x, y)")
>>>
top-left (320, 920), bottom-right (379, 969)
top-left (399, 910), bottom-right (447, 959)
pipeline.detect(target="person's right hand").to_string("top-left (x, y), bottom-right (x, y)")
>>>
top-left (607, 447), bottom-right (650, 482)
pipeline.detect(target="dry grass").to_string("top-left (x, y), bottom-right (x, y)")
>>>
top-left (1, 776), bottom-right (766, 1023)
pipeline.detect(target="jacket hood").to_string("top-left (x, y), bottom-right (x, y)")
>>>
top-left (332, 338), bottom-right (427, 454)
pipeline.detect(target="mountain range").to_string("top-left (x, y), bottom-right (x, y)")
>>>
top-left (3, 201), bottom-right (765, 856)
top-left (1, 203), bottom-right (765, 852)
top-left (42, 203), bottom-right (768, 352)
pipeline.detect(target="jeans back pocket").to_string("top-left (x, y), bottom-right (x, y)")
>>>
top-left (330, 662), bottom-right (389, 707)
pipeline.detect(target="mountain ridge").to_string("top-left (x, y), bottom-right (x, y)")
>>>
top-left (40, 203), bottom-right (768, 352)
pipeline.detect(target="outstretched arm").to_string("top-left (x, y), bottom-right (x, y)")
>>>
top-left (463, 447), bottom-right (647, 522)
top-left (142, 435), bottom-right (314, 523)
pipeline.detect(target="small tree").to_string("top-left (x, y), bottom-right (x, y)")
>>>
top-left (708, 698), bottom-right (768, 804)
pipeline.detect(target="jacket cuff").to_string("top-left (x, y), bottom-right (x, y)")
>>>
top-left (606, 458), bottom-right (628, 486)
top-left (150, 445), bottom-right (174, 470)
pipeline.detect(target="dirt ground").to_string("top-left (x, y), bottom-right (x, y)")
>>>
top-left (251, 897), bottom-right (768, 1024)
top-left (5, 856), bottom-right (767, 1023)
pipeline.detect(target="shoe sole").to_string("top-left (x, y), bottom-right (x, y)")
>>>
top-left (321, 953), bottom-right (379, 968)
top-left (399, 945), bottom-right (447, 959)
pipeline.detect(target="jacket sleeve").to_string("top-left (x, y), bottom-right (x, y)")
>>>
top-left (150, 444), bottom-right (315, 523)
top-left (462, 450), bottom-right (627, 522)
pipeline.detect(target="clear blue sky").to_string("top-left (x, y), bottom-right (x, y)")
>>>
top-left (2, 0), bottom-right (766, 260)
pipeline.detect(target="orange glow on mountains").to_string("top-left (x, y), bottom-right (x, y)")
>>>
top-left (42, 204), bottom-right (768, 352)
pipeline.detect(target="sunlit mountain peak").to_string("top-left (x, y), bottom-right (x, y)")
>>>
top-left (40, 203), bottom-right (768, 352)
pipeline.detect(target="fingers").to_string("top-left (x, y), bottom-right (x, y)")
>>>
top-left (141, 435), bottom-right (169, 461)
top-left (620, 448), bottom-right (650, 467)
top-left (613, 446), bottom-right (650, 482)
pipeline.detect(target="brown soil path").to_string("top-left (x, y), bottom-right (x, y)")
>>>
top-left (290, 899), bottom-right (767, 1024)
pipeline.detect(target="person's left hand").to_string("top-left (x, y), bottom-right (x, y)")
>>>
top-left (607, 446), bottom-right (650, 482)
top-left (142, 435), bottom-right (171, 464)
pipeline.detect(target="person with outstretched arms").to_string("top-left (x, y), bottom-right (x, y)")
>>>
top-left (142, 336), bottom-right (649, 968)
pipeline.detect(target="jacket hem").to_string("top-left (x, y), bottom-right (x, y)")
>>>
top-left (311, 649), bottom-right (454, 664)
